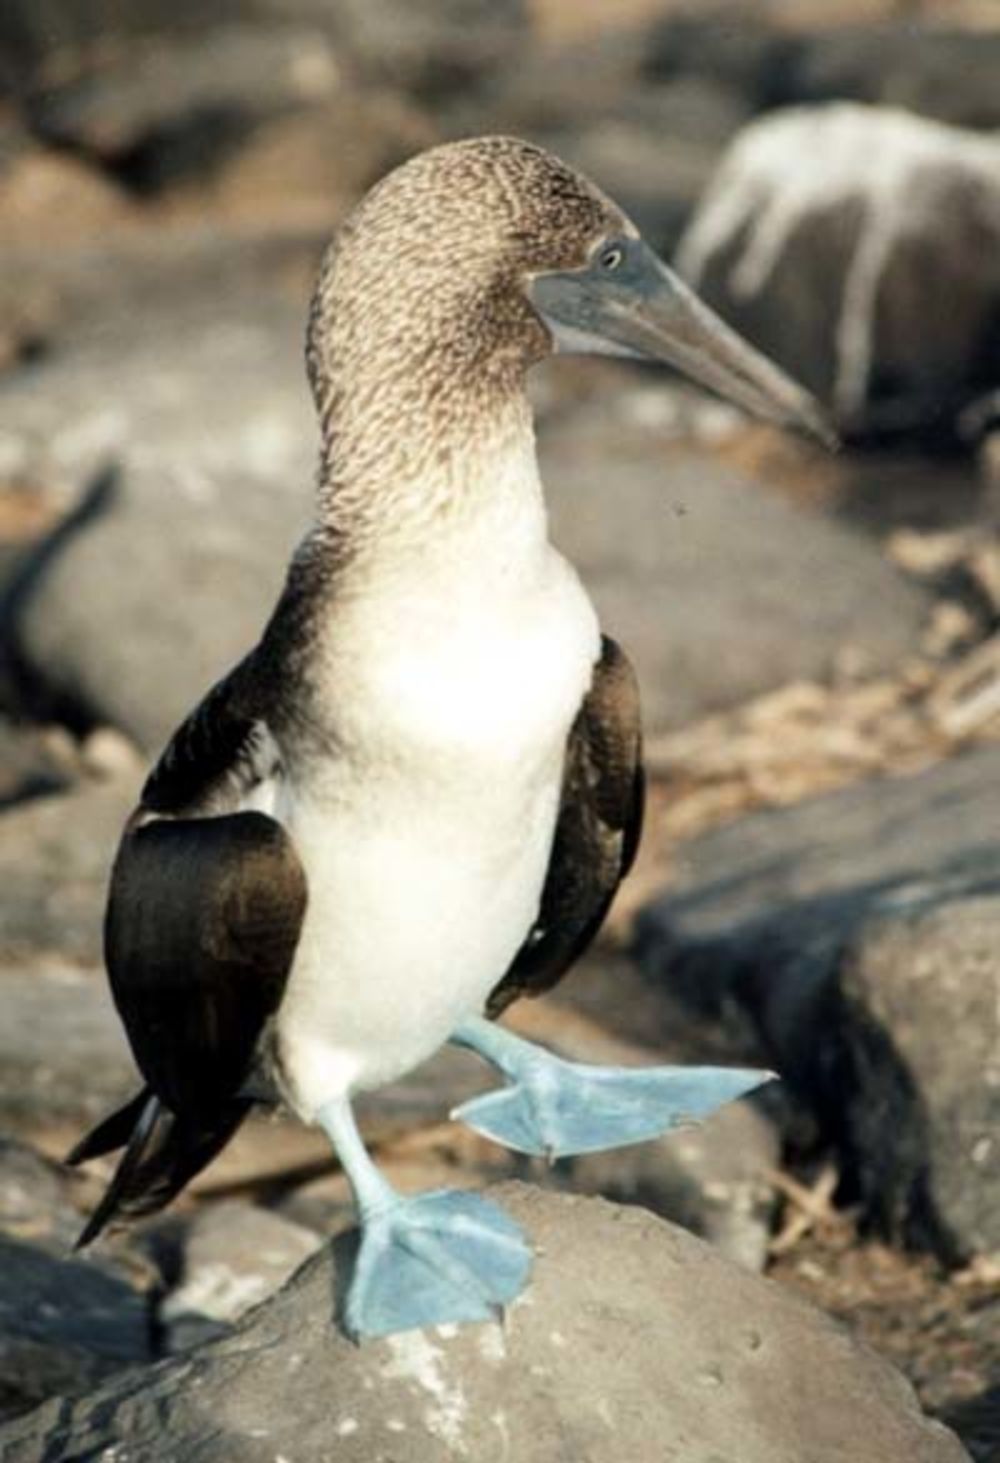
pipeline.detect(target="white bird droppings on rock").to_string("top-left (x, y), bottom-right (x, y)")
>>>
top-left (477, 1325), bottom-right (507, 1364)
top-left (382, 1332), bottom-right (469, 1455)
top-left (678, 102), bottom-right (1000, 424)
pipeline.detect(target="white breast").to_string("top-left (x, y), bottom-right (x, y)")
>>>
top-left (272, 461), bottom-right (601, 1121)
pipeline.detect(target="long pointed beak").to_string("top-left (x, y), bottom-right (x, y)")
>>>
top-left (530, 243), bottom-right (836, 449)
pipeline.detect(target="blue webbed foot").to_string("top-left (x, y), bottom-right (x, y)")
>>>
top-left (450, 1019), bottom-right (774, 1159)
top-left (344, 1188), bottom-right (532, 1341)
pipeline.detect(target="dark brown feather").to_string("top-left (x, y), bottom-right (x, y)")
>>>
top-left (105, 812), bottom-right (307, 1115)
top-left (142, 655), bottom-right (270, 816)
top-left (73, 648), bottom-right (310, 1245)
top-left (487, 634), bottom-right (643, 1016)
top-left (74, 809), bottom-right (306, 1245)
top-left (73, 1092), bottom-right (251, 1249)
top-left (66, 1089), bottom-right (151, 1166)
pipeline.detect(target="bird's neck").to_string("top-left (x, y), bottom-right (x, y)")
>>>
top-left (310, 373), bottom-right (549, 589)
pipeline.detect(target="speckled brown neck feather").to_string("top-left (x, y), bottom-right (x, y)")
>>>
top-left (305, 137), bottom-right (624, 560)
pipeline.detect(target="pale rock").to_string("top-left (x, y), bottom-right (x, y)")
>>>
top-left (678, 104), bottom-right (1000, 434)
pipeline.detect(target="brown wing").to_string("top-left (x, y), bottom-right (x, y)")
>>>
top-left (70, 656), bottom-right (308, 1244)
top-left (487, 634), bottom-right (644, 1018)
top-left (105, 811), bottom-right (307, 1115)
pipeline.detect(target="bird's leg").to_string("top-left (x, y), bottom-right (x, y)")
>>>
top-left (449, 1016), bottom-right (774, 1160)
top-left (316, 1096), bottom-right (532, 1340)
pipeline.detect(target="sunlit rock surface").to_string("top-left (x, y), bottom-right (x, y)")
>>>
top-left (0, 1185), bottom-right (970, 1463)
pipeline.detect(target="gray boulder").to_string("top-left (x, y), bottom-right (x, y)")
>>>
top-left (568, 1095), bottom-right (780, 1272)
top-left (2, 0), bottom-right (526, 109)
top-left (780, 24), bottom-right (1000, 133)
top-left (0, 719), bottom-right (76, 808)
top-left (0, 1233), bottom-right (151, 1423)
top-left (981, 430), bottom-right (1000, 520)
top-left (677, 104), bottom-right (1000, 436)
top-left (0, 778), bottom-right (138, 965)
top-left (159, 1201), bottom-right (322, 1352)
top-left (0, 1138), bottom-right (154, 1421)
top-left (0, 1184), bottom-right (969, 1462)
top-left (637, 745), bottom-right (1000, 1258)
top-left (315, 0), bottom-right (527, 99)
top-left (0, 1138), bottom-right (92, 1255)
top-left (0, 959), bottom-right (134, 1134)
top-left (543, 408), bottom-right (929, 731)
top-left (836, 896), bottom-right (1000, 1260)
top-left (642, 9), bottom-right (795, 111)
top-left (1, 290), bottom-right (316, 752)
top-left (29, 26), bottom-right (342, 170)
top-left (21, 28), bottom-right (431, 208)
top-left (643, 13), bottom-right (1000, 133)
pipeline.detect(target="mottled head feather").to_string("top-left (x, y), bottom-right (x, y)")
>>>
top-left (309, 137), bottom-right (626, 400)
top-left (305, 138), bottom-right (627, 550)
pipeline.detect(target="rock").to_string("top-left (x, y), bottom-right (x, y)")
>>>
top-left (642, 10), bottom-right (795, 108)
top-left (1, 290), bottom-right (316, 751)
top-left (636, 745), bottom-right (1000, 1258)
top-left (643, 13), bottom-right (1000, 133)
top-left (0, 719), bottom-right (78, 809)
top-left (0, 4), bottom-right (245, 92)
top-left (0, 146), bottom-right (130, 245)
top-left (3, 0), bottom-right (526, 119)
top-left (780, 25), bottom-right (1000, 133)
top-left (0, 961), bottom-right (135, 1133)
top-left (836, 897), bottom-right (1000, 1260)
top-left (677, 105), bottom-right (1000, 436)
top-left (568, 1097), bottom-right (780, 1271)
top-left (461, 28), bottom-right (650, 134)
top-left (0, 1139), bottom-right (157, 1422)
top-left (0, 1185), bottom-right (969, 1462)
top-left (981, 432), bottom-right (1000, 521)
top-left (159, 1201), bottom-right (322, 1352)
top-left (30, 27), bottom-right (342, 178)
top-left (640, 744), bottom-right (1000, 955)
top-left (17, 232), bottom-right (315, 359)
top-left (0, 1137), bottom-right (88, 1253)
top-left (18, 24), bottom-right (429, 218)
top-left (0, 226), bottom-right (321, 394)
top-left (192, 89), bottom-right (434, 224)
top-left (0, 1232), bottom-right (151, 1423)
top-left (0, 778), bottom-right (138, 964)
top-left (542, 407), bottom-right (929, 731)
top-left (321, 0), bottom-right (528, 100)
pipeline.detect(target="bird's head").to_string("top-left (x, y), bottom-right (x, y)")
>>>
top-left (309, 136), bottom-right (832, 447)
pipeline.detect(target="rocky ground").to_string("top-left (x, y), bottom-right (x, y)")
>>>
top-left (0, 1), bottom-right (999, 1459)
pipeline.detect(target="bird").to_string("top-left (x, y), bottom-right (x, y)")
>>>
top-left (68, 137), bottom-right (830, 1341)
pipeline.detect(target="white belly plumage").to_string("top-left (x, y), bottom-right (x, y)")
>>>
top-left (270, 544), bottom-right (601, 1122)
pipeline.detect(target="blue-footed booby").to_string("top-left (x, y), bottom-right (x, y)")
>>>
top-left (69, 137), bottom-right (829, 1340)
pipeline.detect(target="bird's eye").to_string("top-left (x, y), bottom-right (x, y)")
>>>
top-left (598, 244), bottom-right (624, 272)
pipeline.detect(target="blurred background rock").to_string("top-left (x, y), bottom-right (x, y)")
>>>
top-left (0, 2), bottom-right (997, 1459)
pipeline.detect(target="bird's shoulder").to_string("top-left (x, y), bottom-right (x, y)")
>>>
top-left (140, 650), bottom-right (280, 818)
top-left (140, 547), bottom-right (325, 818)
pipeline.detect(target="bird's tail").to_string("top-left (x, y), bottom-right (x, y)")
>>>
top-left (67, 1089), bottom-right (251, 1248)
